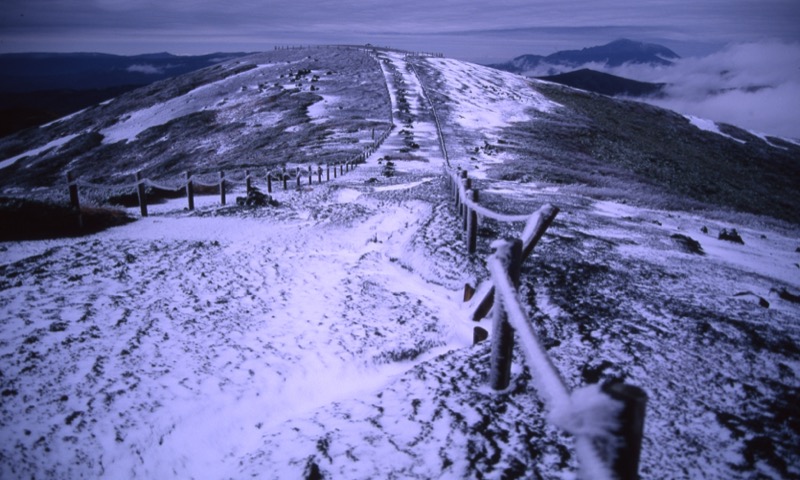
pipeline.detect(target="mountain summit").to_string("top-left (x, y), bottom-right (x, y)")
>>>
top-left (489, 39), bottom-right (680, 75)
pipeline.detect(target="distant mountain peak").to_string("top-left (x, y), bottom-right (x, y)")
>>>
top-left (489, 39), bottom-right (680, 75)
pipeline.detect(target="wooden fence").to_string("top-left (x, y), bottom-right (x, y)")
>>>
top-left (66, 161), bottom-right (361, 217)
top-left (446, 165), bottom-right (647, 480)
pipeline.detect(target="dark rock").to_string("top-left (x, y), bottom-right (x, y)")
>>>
top-left (671, 234), bottom-right (704, 255)
top-left (235, 186), bottom-right (276, 207)
top-left (719, 228), bottom-right (744, 244)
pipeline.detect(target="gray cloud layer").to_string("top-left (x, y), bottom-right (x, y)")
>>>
top-left (2, 0), bottom-right (799, 61)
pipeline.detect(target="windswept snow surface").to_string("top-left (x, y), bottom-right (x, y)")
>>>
top-left (0, 167), bottom-right (475, 478)
top-left (424, 58), bottom-right (558, 133)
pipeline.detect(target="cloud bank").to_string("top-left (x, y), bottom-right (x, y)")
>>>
top-left (626, 41), bottom-right (800, 139)
top-left (535, 41), bottom-right (800, 139)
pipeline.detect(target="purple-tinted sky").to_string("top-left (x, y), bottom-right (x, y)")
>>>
top-left (1, 0), bottom-right (798, 62)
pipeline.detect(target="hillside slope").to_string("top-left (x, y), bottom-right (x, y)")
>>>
top-left (0, 47), bottom-right (798, 479)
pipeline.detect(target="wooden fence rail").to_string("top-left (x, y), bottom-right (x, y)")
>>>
top-left (488, 239), bottom-right (647, 480)
top-left (443, 163), bottom-right (646, 479)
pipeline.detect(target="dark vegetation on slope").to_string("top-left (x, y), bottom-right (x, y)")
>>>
top-left (0, 197), bottom-right (134, 241)
top-left (486, 85), bottom-right (800, 224)
top-left (516, 83), bottom-right (800, 224)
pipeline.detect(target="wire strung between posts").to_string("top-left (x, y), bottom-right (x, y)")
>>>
top-left (76, 179), bottom-right (140, 190)
top-left (449, 170), bottom-right (530, 223)
top-left (144, 179), bottom-right (183, 191)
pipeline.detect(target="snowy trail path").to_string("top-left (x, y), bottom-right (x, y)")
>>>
top-left (0, 166), bottom-right (474, 478)
top-left (370, 52), bottom-right (446, 170)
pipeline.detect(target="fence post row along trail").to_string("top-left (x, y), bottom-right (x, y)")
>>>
top-left (447, 165), bottom-right (647, 480)
top-left (66, 162), bottom-right (365, 217)
top-left (64, 113), bottom-right (394, 217)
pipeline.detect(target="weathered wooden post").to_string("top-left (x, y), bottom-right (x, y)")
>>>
top-left (489, 238), bottom-right (522, 390)
top-left (66, 171), bottom-right (80, 210)
top-left (66, 170), bottom-right (83, 228)
top-left (135, 171), bottom-right (148, 217)
top-left (473, 326), bottom-right (488, 345)
top-left (599, 382), bottom-right (648, 480)
top-left (283, 173), bottom-right (288, 190)
top-left (185, 171), bottom-right (194, 211)
top-left (468, 189), bottom-right (479, 253)
top-left (308, 165), bottom-right (313, 185)
top-left (326, 164), bottom-right (331, 181)
top-left (245, 169), bottom-right (252, 191)
top-left (219, 171), bottom-right (226, 205)
top-left (296, 170), bottom-right (301, 188)
top-left (317, 166), bottom-right (323, 183)
top-left (267, 172), bottom-right (273, 193)
top-left (340, 163), bottom-right (344, 176)
top-left (333, 163), bottom-right (338, 178)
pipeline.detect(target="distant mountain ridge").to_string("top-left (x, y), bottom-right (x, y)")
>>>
top-left (489, 39), bottom-right (680, 75)
top-left (0, 51), bottom-right (252, 92)
top-left (537, 68), bottom-right (666, 98)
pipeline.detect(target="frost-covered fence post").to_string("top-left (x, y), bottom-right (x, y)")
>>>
top-left (327, 164), bottom-right (331, 181)
top-left (217, 171), bottom-right (226, 205)
top-left (134, 171), bottom-right (148, 217)
top-left (462, 178), bottom-right (472, 231)
top-left (467, 189), bottom-right (479, 253)
top-left (296, 170), bottom-right (301, 188)
top-left (489, 238), bottom-right (522, 390)
top-left (185, 171), bottom-right (194, 211)
top-left (598, 382), bottom-right (648, 480)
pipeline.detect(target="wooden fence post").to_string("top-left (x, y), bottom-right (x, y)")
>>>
top-left (267, 172), bottom-right (273, 193)
top-left (334, 163), bottom-right (338, 178)
top-left (185, 171), bottom-right (194, 211)
top-left (468, 189), bottom-right (479, 253)
top-left (135, 171), bottom-right (148, 217)
top-left (66, 170), bottom-right (83, 228)
top-left (219, 171), bottom-right (226, 205)
top-left (283, 173), bottom-right (288, 190)
top-left (489, 238), bottom-right (522, 390)
top-left (245, 169), bottom-right (252, 191)
top-left (296, 171), bottom-right (301, 188)
top-left (317, 166), bottom-right (322, 184)
top-left (308, 165), bottom-right (313, 185)
top-left (66, 171), bottom-right (80, 210)
top-left (340, 163), bottom-right (344, 176)
top-left (599, 382), bottom-right (648, 480)
top-left (326, 164), bottom-right (331, 181)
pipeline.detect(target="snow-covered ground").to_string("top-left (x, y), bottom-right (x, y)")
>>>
top-left (1, 49), bottom-right (798, 479)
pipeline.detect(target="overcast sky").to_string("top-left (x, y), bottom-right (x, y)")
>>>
top-left (1, 0), bottom-right (799, 62)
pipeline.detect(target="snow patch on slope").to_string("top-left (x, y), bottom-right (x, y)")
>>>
top-left (429, 58), bottom-right (559, 132)
top-left (0, 133), bottom-right (80, 170)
